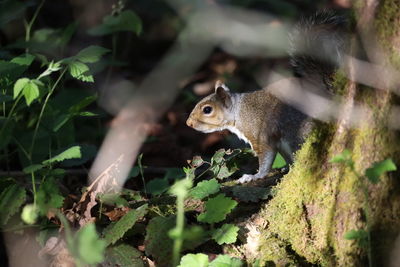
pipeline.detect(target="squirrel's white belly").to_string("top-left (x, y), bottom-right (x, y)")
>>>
top-left (226, 126), bottom-right (253, 150)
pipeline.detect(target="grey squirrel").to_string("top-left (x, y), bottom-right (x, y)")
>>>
top-left (186, 12), bottom-right (347, 183)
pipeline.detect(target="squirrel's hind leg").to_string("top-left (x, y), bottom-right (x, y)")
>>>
top-left (238, 150), bottom-right (276, 183)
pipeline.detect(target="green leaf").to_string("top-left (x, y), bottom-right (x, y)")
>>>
top-left (189, 178), bottom-right (220, 200)
top-left (75, 45), bottom-right (110, 63)
top-left (272, 153), bottom-right (286, 168)
top-left (197, 194), bottom-right (237, 224)
top-left (11, 53), bottom-right (35, 66)
top-left (88, 10), bottom-right (142, 36)
top-left (68, 61), bottom-right (94, 82)
top-left (36, 178), bottom-right (64, 215)
top-left (0, 184), bottom-right (26, 226)
top-left (146, 178), bottom-right (169, 195)
top-left (13, 77), bottom-right (29, 99)
top-left (22, 80), bottom-right (40, 106)
top-left (344, 229), bottom-right (369, 248)
top-left (211, 149), bottom-right (226, 165)
top-left (42, 146), bottom-right (81, 165)
top-left (215, 163), bottom-right (238, 179)
top-left (145, 216), bottom-right (175, 266)
top-left (330, 149), bottom-right (352, 164)
top-left (365, 158), bottom-right (397, 184)
top-left (76, 223), bottom-right (107, 265)
top-left (178, 253), bottom-right (209, 267)
top-left (106, 243), bottom-right (144, 267)
top-left (211, 223), bottom-right (239, 245)
top-left (23, 164), bottom-right (44, 173)
top-left (103, 204), bottom-right (148, 246)
top-left (210, 255), bottom-right (243, 267)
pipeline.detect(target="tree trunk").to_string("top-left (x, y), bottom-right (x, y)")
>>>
top-left (256, 1), bottom-right (400, 266)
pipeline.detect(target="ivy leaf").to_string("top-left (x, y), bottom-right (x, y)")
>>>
top-left (42, 146), bottom-right (81, 165)
top-left (68, 61), bottom-right (94, 82)
top-left (178, 253), bottom-right (209, 267)
top-left (189, 178), bottom-right (220, 200)
top-left (105, 243), bottom-right (144, 267)
top-left (209, 255), bottom-right (243, 267)
top-left (211, 223), bottom-right (239, 245)
top-left (197, 194), bottom-right (237, 224)
top-left (13, 77), bottom-right (29, 99)
top-left (102, 204), bottom-right (148, 246)
top-left (22, 80), bottom-right (39, 106)
top-left (76, 223), bottom-right (107, 265)
top-left (365, 158), bottom-right (397, 184)
top-left (75, 45), bottom-right (110, 63)
top-left (36, 178), bottom-right (64, 215)
top-left (88, 10), bottom-right (142, 36)
top-left (272, 153), bottom-right (286, 168)
top-left (0, 184), bottom-right (26, 226)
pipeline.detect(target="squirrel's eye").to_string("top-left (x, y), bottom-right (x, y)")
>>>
top-left (202, 106), bottom-right (213, 114)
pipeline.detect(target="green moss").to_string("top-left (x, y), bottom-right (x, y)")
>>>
top-left (375, 0), bottom-right (400, 69)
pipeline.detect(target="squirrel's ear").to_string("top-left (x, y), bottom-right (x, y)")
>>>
top-left (214, 80), bottom-right (230, 92)
top-left (215, 82), bottom-right (232, 107)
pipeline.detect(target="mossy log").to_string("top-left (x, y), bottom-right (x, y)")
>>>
top-left (256, 1), bottom-right (400, 266)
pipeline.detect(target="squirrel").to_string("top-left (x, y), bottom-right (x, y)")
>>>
top-left (186, 12), bottom-right (347, 183)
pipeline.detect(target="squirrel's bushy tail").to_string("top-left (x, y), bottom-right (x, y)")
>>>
top-left (289, 11), bottom-right (348, 88)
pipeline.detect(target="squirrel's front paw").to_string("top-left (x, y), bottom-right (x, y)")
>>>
top-left (238, 174), bottom-right (261, 183)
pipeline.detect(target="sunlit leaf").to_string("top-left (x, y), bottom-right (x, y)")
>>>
top-left (42, 146), bottom-right (81, 165)
top-left (365, 158), bottom-right (397, 184)
top-left (209, 255), bottom-right (243, 267)
top-left (13, 77), bottom-right (29, 99)
top-left (178, 253), bottom-right (209, 267)
top-left (22, 80), bottom-right (39, 106)
top-left (211, 223), bottom-right (239, 245)
top-left (189, 178), bottom-right (220, 200)
top-left (272, 152), bottom-right (286, 168)
top-left (68, 61), bottom-right (94, 82)
top-left (75, 45), bottom-right (110, 63)
top-left (197, 194), bottom-right (237, 224)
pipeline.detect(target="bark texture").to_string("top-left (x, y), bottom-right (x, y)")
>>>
top-left (256, 1), bottom-right (400, 266)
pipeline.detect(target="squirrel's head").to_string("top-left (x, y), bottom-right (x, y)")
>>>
top-left (186, 81), bottom-right (234, 133)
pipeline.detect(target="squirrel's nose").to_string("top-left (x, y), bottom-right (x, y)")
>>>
top-left (186, 117), bottom-right (193, 127)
